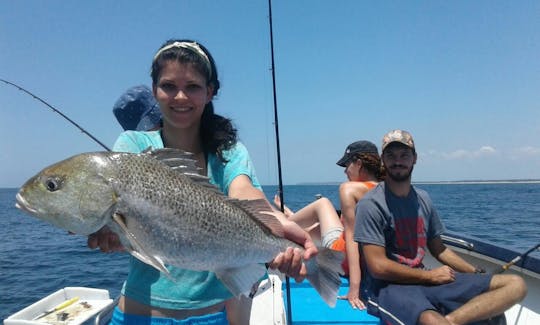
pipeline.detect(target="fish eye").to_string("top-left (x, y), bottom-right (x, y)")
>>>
top-left (44, 177), bottom-right (61, 192)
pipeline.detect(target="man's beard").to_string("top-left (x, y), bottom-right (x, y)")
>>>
top-left (386, 164), bottom-right (414, 182)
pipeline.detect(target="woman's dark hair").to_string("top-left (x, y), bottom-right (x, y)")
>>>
top-left (151, 39), bottom-right (237, 161)
top-left (354, 152), bottom-right (386, 181)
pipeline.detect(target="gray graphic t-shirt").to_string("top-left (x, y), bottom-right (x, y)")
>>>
top-left (354, 182), bottom-right (445, 299)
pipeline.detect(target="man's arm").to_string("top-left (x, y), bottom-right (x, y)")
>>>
top-left (427, 236), bottom-right (476, 273)
top-left (362, 243), bottom-right (457, 285)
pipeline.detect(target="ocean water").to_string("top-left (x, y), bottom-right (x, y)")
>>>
top-left (1, 183), bottom-right (539, 319)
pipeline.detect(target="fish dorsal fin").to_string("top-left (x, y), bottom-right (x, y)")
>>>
top-left (111, 212), bottom-right (170, 276)
top-left (143, 148), bottom-right (221, 193)
top-left (230, 199), bottom-right (285, 238)
top-left (144, 148), bottom-right (200, 173)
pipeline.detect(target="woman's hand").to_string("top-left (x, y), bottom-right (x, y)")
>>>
top-left (339, 291), bottom-right (366, 310)
top-left (267, 217), bottom-right (318, 282)
top-left (87, 226), bottom-right (124, 252)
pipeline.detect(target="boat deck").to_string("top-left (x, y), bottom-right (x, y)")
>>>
top-left (283, 278), bottom-right (381, 324)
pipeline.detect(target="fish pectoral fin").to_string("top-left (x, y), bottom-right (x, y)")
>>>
top-left (214, 264), bottom-right (267, 297)
top-left (112, 213), bottom-right (170, 276)
top-left (232, 199), bottom-right (285, 237)
top-left (130, 251), bottom-right (170, 278)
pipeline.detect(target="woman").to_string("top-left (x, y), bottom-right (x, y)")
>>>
top-left (336, 140), bottom-right (384, 310)
top-left (275, 140), bottom-right (384, 310)
top-left (88, 39), bottom-right (316, 324)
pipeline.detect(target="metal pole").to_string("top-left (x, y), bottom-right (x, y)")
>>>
top-left (267, 1), bottom-right (293, 323)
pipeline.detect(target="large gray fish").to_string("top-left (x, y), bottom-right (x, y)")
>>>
top-left (15, 149), bottom-right (343, 306)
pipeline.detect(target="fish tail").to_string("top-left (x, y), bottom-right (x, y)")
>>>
top-left (305, 247), bottom-right (344, 307)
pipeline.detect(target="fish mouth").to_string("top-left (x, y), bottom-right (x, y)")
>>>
top-left (15, 193), bottom-right (38, 214)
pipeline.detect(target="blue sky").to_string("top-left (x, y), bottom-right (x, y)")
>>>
top-left (1, 1), bottom-right (539, 187)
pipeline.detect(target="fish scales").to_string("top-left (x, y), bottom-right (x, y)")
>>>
top-left (111, 153), bottom-right (290, 269)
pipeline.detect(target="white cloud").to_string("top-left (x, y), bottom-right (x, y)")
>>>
top-left (514, 146), bottom-right (540, 156)
top-left (439, 146), bottom-right (497, 160)
top-left (417, 145), bottom-right (540, 181)
top-left (478, 146), bottom-right (496, 154)
top-left (442, 149), bottom-right (469, 159)
top-left (422, 145), bottom-right (540, 163)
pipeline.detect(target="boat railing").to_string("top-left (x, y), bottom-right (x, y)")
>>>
top-left (441, 234), bottom-right (475, 249)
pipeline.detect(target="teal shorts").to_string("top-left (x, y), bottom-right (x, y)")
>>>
top-left (110, 306), bottom-right (228, 325)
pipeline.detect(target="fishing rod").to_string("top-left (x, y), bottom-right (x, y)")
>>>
top-left (496, 243), bottom-right (540, 274)
top-left (267, 0), bottom-right (293, 323)
top-left (0, 78), bottom-right (111, 151)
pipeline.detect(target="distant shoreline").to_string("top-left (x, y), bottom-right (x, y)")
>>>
top-left (289, 179), bottom-right (540, 186)
top-left (3, 180), bottom-right (540, 190)
top-left (414, 180), bottom-right (540, 185)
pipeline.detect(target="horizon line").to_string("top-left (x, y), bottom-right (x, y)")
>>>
top-left (267, 179), bottom-right (540, 186)
top-left (3, 179), bottom-right (540, 190)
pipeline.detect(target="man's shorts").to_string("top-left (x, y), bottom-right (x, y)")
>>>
top-left (367, 273), bottom-right (492, 325)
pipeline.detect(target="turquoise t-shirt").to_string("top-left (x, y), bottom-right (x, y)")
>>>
top-left (113, 130), bottom-right (262, 310)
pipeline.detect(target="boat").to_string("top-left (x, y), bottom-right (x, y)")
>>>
top-left (279, 231), bottom-right (540, 325)
top-left (3, 287), bottom-right (116, 325)
top-left (3, 2), bottom-right (538, 323)
top-left (5, 231), bottom-right (539, 324)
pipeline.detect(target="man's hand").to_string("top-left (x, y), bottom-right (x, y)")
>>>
top-left (87, 226), bottom-right (124, 252)
top-left (428, 265), bottom-right (456, 284)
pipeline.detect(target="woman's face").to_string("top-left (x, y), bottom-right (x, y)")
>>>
top-left (344, 159), bottom-right (361, 181)
top-left (153, 60), bottom-right (214, 131)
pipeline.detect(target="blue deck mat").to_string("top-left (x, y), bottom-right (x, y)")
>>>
top-left (282, 278), bottom-right (381, 324)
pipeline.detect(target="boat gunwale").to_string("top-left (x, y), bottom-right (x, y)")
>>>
top-left (442, 231), bottom-right (540, 276)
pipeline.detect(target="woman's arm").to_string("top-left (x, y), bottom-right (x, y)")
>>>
top-left (339, 182), bottom-right (366, 309)
top-left (228, 175), bottom-right (317, 280)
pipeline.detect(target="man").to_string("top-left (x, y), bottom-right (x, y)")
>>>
top-left (354, 130), bottom-right (526, 325)
top-left (112, 85), bottom-right (161, 131)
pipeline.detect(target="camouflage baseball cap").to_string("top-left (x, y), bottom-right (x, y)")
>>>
top-left (381, 130), bottom-right (415, 152)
